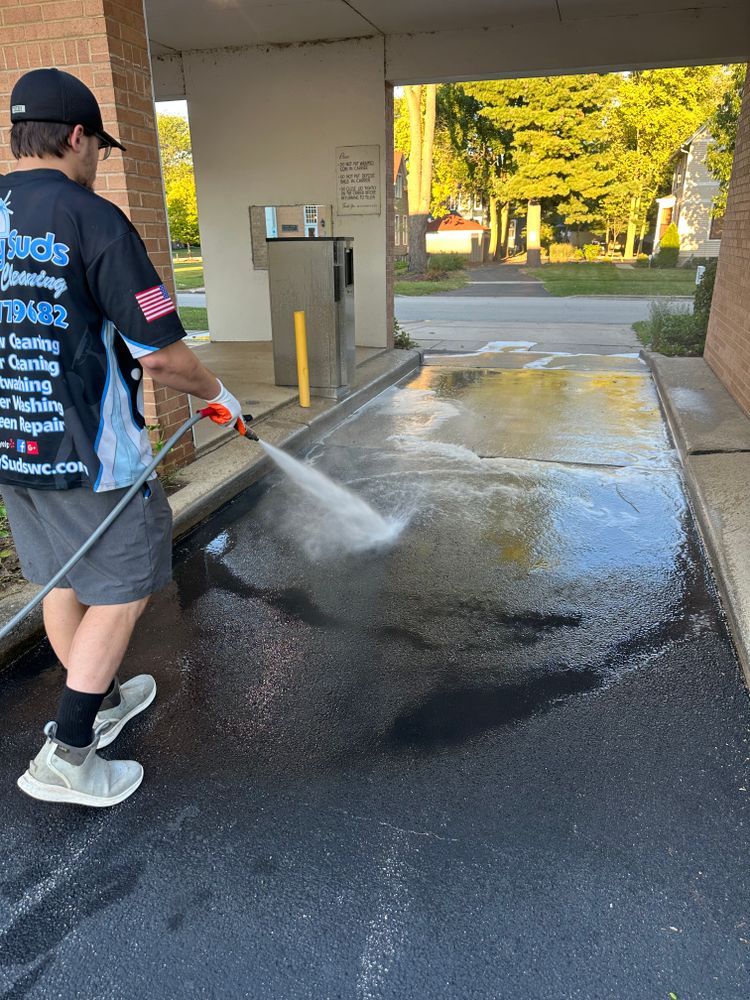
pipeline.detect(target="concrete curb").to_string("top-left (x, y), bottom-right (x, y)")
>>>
top-left (0, 349), bottom-right (421, 668)
top-left (644, 349), bottom-right (750, 687)
top-left (567, 294), bottom-right (694, 300)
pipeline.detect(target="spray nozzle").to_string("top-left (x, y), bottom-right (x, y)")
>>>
top-left (199, 406), bottom-right (260, 441)
top-left (240, 413), bottom-right (259, 441)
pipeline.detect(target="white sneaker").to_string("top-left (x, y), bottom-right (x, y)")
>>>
top-left (95, 675), bottom-right (157, 749)
top-left (17, 722), bottom-right (143, 807)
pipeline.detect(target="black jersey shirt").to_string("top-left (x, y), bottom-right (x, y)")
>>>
top-left (0, 168), bottom-right (185, 491)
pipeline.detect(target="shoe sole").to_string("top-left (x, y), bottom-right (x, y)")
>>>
top-left (16, 768), bottom-right (143, 808)
top-left (97, 682), bottom-right (157, 749)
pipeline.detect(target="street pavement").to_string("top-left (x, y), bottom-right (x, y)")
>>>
top-left (177, 291), bottom-right (206, 309)
top-left (1, 352), bottom-right (748, 999)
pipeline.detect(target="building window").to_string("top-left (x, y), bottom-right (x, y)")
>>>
top-left (403, 216), bottom-right (408, 246)
top-left (395, 173), bottom-right (403, 199)
top-left (395, 214), bottom-right (400, 245)
top-left (709, 213), bottom-right (724, 240)
top-left (304, 205), bottom-right (318, 225)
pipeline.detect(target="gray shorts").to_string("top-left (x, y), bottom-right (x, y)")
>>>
top-left (1, 480), bottom-right (173, 605)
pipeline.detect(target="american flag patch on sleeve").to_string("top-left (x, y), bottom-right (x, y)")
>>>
top-left (135, 283), bottom-right (176, 322)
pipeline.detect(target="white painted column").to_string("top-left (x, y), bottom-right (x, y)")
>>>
top-left (183, 37), bottom-right (388, 348)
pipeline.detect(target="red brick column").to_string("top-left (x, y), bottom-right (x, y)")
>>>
top-left (0, 0), bottom-right (194, 468)
top-left (384, 83), bottom-right (395, 349)
top-left (705, 73), bottom-right (750, 416)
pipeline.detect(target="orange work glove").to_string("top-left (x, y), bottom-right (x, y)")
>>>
top-left (204, 379), bottom-right (243, 428)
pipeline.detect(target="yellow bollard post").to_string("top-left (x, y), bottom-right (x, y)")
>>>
top-left (293, 310), bottom-right (311, 408)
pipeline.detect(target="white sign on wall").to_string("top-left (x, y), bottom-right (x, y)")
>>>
top-left (335, 145), bottom-right (381, 215)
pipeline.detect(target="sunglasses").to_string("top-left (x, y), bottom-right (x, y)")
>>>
top-left (83, 129), bottom-right (113, 159)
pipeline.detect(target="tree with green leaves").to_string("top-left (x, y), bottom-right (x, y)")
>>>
top-left (157, 113), bottom-right (201, 248)
top-left (395, 85), bottom-right (513, 263)
top-left (468, 74), bottom-right (616, 263)
top-left (611, 67), bottom-right (729, 258)
top-left (393, 68), bottom-right (735, 269)
top-left (165, 171), bottom-right (200, 247)
top-left (157, 114), bottom-right (193, 188)
top-left (707, 64), bottom-right (747, 218)
top-left (395, 89), bottom-right (465, 216)
top-left (435, 84), bottom-right (515, 258)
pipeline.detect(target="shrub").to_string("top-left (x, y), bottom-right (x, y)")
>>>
top-left (573, 248), bottom-right (585, 261)
top-left (653, 222), bottom-right (680, 268)
top-left (539, 221), bottom-right (555, 250)
top-left (681, 255), bottom-right (713, 269)
top-left (427, 253), bottom-right (464, 272)
top-left (634, 253), bottom-right (650, 268)
top-left (393, 319), bottom-right (417, 350)
top-left (583, 243), bottom-right (601, 261)
top-left (548, 243), bottom-right (576, 263)
top-left (647, 300), bottom-right (705, 356)
top-left (694, 259), bottom-right (718, 328)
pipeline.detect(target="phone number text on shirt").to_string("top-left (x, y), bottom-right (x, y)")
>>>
top-left (0, 298), bottom-right (68, 328)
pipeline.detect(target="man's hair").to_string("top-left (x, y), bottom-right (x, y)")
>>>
top-left (10, 121), bottom-right (74, 159)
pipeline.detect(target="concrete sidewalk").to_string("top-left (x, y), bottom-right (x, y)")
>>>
top-left (646, 352), bottom-right (750, 686)
top-left (395, 294), bottom-right (683, 326)
top-left (0, 348), bottom-right (420, 667)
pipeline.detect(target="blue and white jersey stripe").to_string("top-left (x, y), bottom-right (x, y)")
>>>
top-left (93, 320), bottom-right (153, 491)
top-left (119, 331), bottom-right (160, 359)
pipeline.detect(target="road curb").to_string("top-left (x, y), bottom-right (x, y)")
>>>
top-left (644, 349), bottom-right (750, 687)
top-left (0, 349), bottom-right (421, 669)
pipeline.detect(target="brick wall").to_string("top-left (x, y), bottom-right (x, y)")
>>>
top-left (704, 72), bottom-right (750, 416)
top-left (384, 83), bottom-right (394, 349)
top-left (0, 0), bottom-right (194, 468)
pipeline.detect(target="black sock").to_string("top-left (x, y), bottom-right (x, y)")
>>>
top-left (55, 686), bottom-right (106, 748)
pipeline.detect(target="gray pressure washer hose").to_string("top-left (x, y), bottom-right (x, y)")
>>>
top-left (0, 407), bottom-right (258, 643)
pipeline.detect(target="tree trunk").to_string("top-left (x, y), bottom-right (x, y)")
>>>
top-left (404, 85), bottom-right (423, 274)
top-left (419, 84), bottom-right (437, 216)
top-left (624, 196), bottom-right (639, 259)
top-left (526, 200), bottom-right (542, 267)
top-left (403, 83), bottom-right (436, 274)
top-left (499, 203), bottom-right (510, 259)
top-left (405, 86), bottom-right (422, 216)
top-left (488, 198), bottom-right (499, 258)
top-left (407, 214), bottom-right (429, 274)
top-left (637, 218), bottom-right (648, 256)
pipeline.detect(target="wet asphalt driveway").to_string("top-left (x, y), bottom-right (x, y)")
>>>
top-left (1, 354), bottom-right (749, 999)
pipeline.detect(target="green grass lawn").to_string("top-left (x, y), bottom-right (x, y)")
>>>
top-left (395, 273), bottom-right (468, 295)
top-left (632, 319), bottom-right (651, 348)
top-left (178, 306), bottom-right (208, 331)
top-left (173, 258), bottom-right (204, 291)
top-left (527, 262), bottom-right (696, 297)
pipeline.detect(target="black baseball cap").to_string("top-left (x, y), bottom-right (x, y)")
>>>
top-left (10, 68), bottom-right (126, 152)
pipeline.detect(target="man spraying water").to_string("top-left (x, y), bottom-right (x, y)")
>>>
top-left (1, 69), bottom-right (243, 807)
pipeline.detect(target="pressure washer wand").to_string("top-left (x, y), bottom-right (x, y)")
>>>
top-left (0, 408), bottom-right (257, 643)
